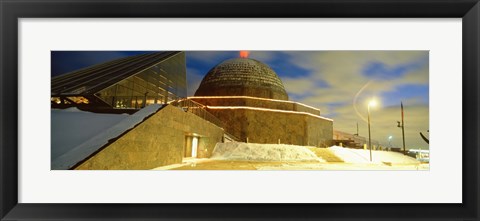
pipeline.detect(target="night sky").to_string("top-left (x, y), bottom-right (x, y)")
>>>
top-left (51, 51), bottom-right (429, 149)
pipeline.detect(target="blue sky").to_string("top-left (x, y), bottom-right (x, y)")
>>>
top-left (52, 51), bottom-right (429, 149)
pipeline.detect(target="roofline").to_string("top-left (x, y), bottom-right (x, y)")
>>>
top-left (51, 51), bottom-right (183, 95)
top-left (86, 51), bottom-right (184, 94)
top-left (188, 95), bottom-right (321, 113)
top-left (205, 105), bottom-right (333, 122)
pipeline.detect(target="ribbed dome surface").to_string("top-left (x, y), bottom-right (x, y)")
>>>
top-left (194, 58), bottom-right (289, 100)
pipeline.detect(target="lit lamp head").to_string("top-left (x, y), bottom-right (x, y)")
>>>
top-left (368, 99), bottom-right (377, 108)
top-left (388, 135), bottom-right (393, 140)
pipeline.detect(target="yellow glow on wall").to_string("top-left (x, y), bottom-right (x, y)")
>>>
top-left (188, 96), bottom-right (320, 112)
top-left (51, 97), bottom-right (61, 104)
top-left (206, 106), bottom-right (333, 122)
top-left (66, 96), bottom-right (89, 104)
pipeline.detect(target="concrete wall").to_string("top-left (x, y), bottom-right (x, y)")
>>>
top-left (306, 116), bottom-right (334, 147)
top-left (75, 105), bottom-right (224, 170)
top-left (195, 86), bottom-right (288, 101)
top-left (206, 108), bottom-right (333, 147)
top-left (190, 97), bottom-right (320, 115)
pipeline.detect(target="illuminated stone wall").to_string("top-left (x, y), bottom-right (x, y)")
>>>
top-left (195, 87), bottom-right (288, 101)
top-left (190, 97), bottom-right (320, 115)
top-left (75, 105), bottom-right (224, 170)
top-left (206, 108), bottom-right (333, 147)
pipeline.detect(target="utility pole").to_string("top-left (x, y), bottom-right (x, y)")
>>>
top-left (354, 122), bottom-right (359, 136)
top-left (397, 102), bottom-right (406, 155)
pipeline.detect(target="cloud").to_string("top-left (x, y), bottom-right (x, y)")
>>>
top-left (249, 51), bottom-right (277, 62)
top-left (281, 77), bottom-right (317, 95)
top-left (362, 56), bottom-right (428, 80)
top-left (281, 51), bottom-right (429, 148)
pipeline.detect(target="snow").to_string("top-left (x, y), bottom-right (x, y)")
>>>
top-left (152, 158), bottom-right (213, 170)
top-left (51, 108), bottom-right (128, 159)
top-left (210, 142), bottom-right (324, 162)
top-left (51, 104), bottom-right (164, 170)
top-left (328, 146), bottom-right (420, 164)
top-left (255, 162), bottom-right (428, 170)
top-left (210, 144), bottom-right (417, 165)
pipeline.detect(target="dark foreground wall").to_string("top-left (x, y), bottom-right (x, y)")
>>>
top-left (207, 108), bottom-right (333, 147)
top-left (75, 105), bottom-right (224, 170)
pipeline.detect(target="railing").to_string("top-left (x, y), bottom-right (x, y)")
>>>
top-left (170, 98), bottom-right (225, 129)
top-left (223, 131), bottom-right (241, 143)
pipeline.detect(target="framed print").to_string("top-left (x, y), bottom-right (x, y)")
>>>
top-left (1, 0), bottom-right (479, 220)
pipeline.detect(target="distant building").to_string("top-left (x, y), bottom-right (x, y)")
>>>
top-left (51, 51), bottom-right (186, 113)
top-left (333, 130), bottom-right (380, 149)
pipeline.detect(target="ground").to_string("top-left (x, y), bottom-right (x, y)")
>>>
top-left (152, 143), bottom-right (429, 171)
top-left (152, 158), bottom-right (429, 171)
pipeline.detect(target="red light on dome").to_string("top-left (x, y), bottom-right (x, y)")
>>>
top-left (239, 51), bottom-right (250, 58)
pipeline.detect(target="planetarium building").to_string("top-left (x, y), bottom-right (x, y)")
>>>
top-left (51, 51), bottom-right (333, 170)
top-left (189, 56), bottom-right (333, 147)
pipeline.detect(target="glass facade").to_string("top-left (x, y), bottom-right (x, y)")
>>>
top-left (95, 52), bottom-right (187, 109)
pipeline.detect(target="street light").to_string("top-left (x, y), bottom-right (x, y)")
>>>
top-left (388, 135), bottom-right (393, 150)
top-left (367, 99), bottom-right (377, 162)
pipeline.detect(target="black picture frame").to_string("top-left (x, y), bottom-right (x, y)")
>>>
top-left (1, 0), bottom-right (479, 220)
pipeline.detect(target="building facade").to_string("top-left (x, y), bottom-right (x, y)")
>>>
top-left (51, 51), bottom-right (186, 112)
top-left (190, 57), bottom-right (334, 147)
top-left (333, 130), bottom-right (380, 149)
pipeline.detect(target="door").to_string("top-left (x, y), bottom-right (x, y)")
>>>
top-left (191, 136), bottom-right (198, 158)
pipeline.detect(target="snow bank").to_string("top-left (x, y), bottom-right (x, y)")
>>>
top-left (52, 104), bottom-right (164, 170)
top-left (328, 146), bottom-right (419, 164)
top-left (211, 142), bottom-right (323, 162)
top-left (51, 108), bottom-right (129, 159)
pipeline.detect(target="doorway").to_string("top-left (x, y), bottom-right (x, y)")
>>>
top-left (191, 136), bottom-right (198, 158)
top-left (184, 135), bottom-right (200, 158)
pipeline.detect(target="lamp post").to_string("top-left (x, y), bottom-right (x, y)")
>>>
top-left (367, 100), bottom-right (376, 162)
top-left (397, 101), bottom-right (406, 155)
top-left (388, 135), bottom-right (393, 151)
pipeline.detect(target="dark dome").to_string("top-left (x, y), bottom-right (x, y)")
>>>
top-left (194, 58), bottom-right (289, 100)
